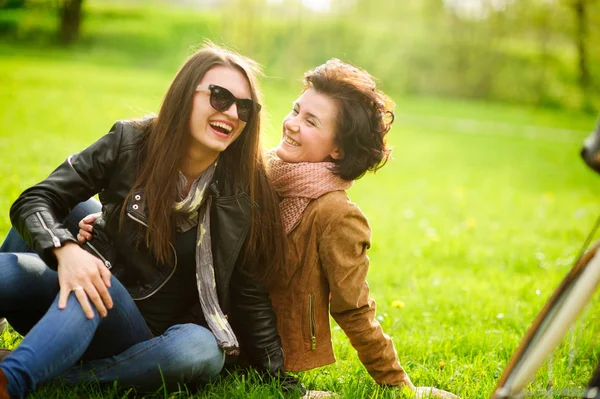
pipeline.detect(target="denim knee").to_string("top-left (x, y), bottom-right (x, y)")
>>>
top-left (0, 252), bottom-right (24, 272)
top-left (0, 252), bottom-right (18, 271)
top-left (105, 276), bottom-right (132, 305)
top-left (0, 253), bottom-right (58, 302)
top-left (0, 229), bottom-right (30, 253)
top-left (164, 324), bottom-right (225, 381)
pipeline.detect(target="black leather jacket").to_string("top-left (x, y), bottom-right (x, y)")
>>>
top-left (10, 119), bottom-right (285, 374)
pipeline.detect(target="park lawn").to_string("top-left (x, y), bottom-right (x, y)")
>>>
top-left (1, 40), bottom-right (600, 399)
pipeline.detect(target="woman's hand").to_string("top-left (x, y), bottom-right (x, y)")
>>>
top-left (54, 242), bottom-right (113, 319)
top-left (300, 387), bottom-right (459, 398)
top-left (301, 391), bottom-right (334, 398)
top-left (413, 387), bottom-right (459, 399)
top-left (77, 212), bottom-right (101, 243)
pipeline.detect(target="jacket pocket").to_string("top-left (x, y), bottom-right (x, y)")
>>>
top-left (309, 293), bottom-right (317, 350)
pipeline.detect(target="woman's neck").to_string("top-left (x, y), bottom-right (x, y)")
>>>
top-left (180, 149), bottom-right (218, 195)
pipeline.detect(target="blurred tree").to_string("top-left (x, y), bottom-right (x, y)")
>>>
top-left (58, 0), bottom-right (84, 44)
top-left (568, 0), bottom-right (595, 109)
top-left (0, 0), bottom-right (25, 8)
top-left (3, 0), bottom-right (597, 109)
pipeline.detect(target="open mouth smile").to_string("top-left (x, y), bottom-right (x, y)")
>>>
top-left (283, 133), bottom-right (300, 147)
top-left (209, 121), bottom-right (234, 137)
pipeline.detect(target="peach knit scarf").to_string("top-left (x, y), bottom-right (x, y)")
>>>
top-left (267, 152), bottom-right (352, 234)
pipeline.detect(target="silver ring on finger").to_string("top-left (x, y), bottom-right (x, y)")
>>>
top-left (72, 286), bottom-right (84, 292)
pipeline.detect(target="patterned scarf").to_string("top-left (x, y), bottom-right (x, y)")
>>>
top-left (173, 161), bottom-right (239, 355)
top-left (266, 151), bottom-right (353, 234)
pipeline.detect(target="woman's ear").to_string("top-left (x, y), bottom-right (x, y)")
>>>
top-left (330, 147), bottom-right (344, 160)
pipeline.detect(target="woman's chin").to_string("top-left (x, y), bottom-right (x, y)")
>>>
top-left (275, 146), bottom-right (292, 162)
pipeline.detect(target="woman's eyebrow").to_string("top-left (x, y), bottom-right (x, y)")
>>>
top-left (294, 101), bottom-right (322, 126)
top-left (305, 112), bottom-right (321, 125)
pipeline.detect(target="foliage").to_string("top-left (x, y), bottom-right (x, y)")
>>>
top-left (0, 0), bottom-right (599, 110)
top-left (0, 2), bottom-right (599, 398)
top-left (0, 0), bottom-right (24, 9)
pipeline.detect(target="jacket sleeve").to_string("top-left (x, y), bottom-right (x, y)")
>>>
top-left (9, 122), bottom-right (124, 268)
top-left (320, 204), bottom-right (412, 388)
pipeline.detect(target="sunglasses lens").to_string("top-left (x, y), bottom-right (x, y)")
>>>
top-left (236, 100), bottom-right (253, 122)
top-left (210, 86), bottom-right (234, 113)
top-left (208, 85), bottom-right (258, 123)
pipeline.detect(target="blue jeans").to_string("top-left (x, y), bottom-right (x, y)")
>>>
top-left (0, 201), bottom-right (224, 397)
top-left (0, 198), bottom-right (103, 334)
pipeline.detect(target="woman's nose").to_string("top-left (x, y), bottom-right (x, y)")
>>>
top-left (284, 116), bottom-right (299, 132)
top-left (222, 102), bottom-right (239, 120)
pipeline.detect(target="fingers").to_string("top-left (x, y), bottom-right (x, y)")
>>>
top-left (78, 221), bottom-right (93, 233)
top-left (303, 391), bottom-right (334, 399)
top-left (55, 243), bottom-right (114, 319)
top-left (94, 266), bottom-right (113, 309)
top-left (58, 284), bottom-right (102, 319)
top-left (433, 389), bottom-right (458, 399)
top-left (77, 213), bottom-right (99, 243)
top-left (414, 388), bottom-right (459, 399)
top-left (80, 212), bottom-right (101, 227)
top-left (73, 286), bottom-right (95, 319)
top-left (78, 212), bottom-right (102, 233)
top-left (84, 282), bottom-right (108, 319)
top-left (84, 264), bottom-right (114, 317)
top-left (99, 262), bottom-right (112, 288)
top-left (61, 278), bottom-right (113, 319)
top-left (77, 226), bottom-right (93, 243)
top-left (58, 286), bottom-right (70, 310)
top-left (77, 231), bottom-right (92, 243)
top-left (414, 387), bottom-right (436, 399)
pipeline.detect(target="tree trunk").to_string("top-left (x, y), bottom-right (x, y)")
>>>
top-left (59, 0), bottom-right (84, 44)
top-left (572, 0), bottom-right (591, 108)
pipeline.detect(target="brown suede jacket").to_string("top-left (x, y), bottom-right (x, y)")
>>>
top-left (269, 190), bottom-right (411, 387)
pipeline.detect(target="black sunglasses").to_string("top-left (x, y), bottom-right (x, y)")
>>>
top-left (196, 84), bottom-right (261, 123)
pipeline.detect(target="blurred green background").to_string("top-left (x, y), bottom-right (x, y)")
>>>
top-left (1, 1), bottom-right (600, 398)
top-left (1, 0), bottom-right (600, 110)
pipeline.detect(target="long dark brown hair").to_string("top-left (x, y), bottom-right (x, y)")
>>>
top-left (125, 43), bottom-right (285, 281)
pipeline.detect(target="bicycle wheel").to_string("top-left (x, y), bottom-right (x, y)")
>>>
top-left (491, 240), bottom-right (600, 399)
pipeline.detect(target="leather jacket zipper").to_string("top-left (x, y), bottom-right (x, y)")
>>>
top-left (85, 242), bottom-right (112, 270)
top-left (126, 212), bottom-right (178, 300)
top-left (309, 293), bottom-right (317, 350)
top-left (35, 212), bottom-right (60, 248)
top-left (127, 212), bottom-right (149, 227)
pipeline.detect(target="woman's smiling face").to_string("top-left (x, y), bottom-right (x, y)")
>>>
top-left (189, 65), bottom-right (251, 159)
top-left (275, 88), bottom-right (342, 164)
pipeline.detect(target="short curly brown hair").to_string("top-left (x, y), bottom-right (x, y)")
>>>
top-left (303, 59), bottom-right (394, 181)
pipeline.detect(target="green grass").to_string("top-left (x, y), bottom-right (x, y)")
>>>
top-left (1, 5), bottom-right (600, 399)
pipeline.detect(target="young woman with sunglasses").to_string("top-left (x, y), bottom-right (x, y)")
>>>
top-left (66, 60), bottom-right (459, 398)
top-left (0, 43), bottom-right (298, 399)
